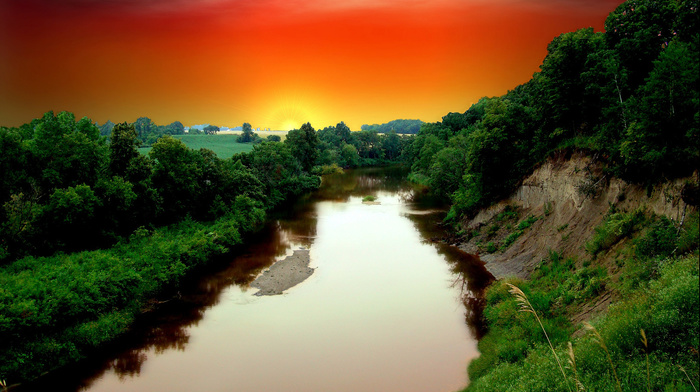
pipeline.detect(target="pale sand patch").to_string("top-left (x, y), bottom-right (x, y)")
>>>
top-left (250, 249), bottom-right (314, 296)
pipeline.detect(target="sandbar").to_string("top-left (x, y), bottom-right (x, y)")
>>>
top-left (250, 249), bottom-right (314, 296)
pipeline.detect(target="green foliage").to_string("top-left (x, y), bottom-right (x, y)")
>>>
top-left (312, 163), bottom-right (344, 175)
top-left (285, 123), bottom-right (319, 172)
top-left (203, 124), bottom-right (219, 135)
top-left (635, 216), bottom-right (678, 259)
top-left (585, 209), bottom-right (646, 256)
top-left (499, 214), bottom-right (538, 250)
top-left (237, 122), bottom-right (259, 143)
top-left (620, 40), bottom-right (699, 180)
top-left (466, 198), bottom-right (699, 392)
top-left (409, 0), bottom-right (698, 219)
top-left (129, 117), bottom-right (186, 146)
top-left (0, 205), bottom-right (265, 381)
top-left (361, 119), bottom-right (423, 134)
top-left (108, 122), bottom-right (140, 178)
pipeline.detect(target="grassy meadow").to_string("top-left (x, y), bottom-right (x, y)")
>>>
top-left (139, 134), bottom-right (256, 158)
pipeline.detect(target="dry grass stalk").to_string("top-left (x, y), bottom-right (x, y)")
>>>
top-left (583, 322), bottom-right (622, 392)
top-left (506, 283), bottom-right (572, 392)
top-left (567, 341), bottom-right (585, 391)
top-left (641, 329), bottom-right (650, 392)
top-left (678, 365), bottom-right (698, 392)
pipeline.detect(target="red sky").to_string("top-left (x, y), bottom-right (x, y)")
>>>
top-left (0, 0), bottom-right (624, 130)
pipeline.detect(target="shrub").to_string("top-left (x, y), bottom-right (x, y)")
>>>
top-left (585, 209), bottom-right (646, 256)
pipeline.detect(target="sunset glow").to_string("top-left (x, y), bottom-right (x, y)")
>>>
top-left (0, 0), bottom-right (624, 130)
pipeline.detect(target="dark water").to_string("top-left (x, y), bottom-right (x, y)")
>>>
top-left (20, 167), bottom-right (493, 392)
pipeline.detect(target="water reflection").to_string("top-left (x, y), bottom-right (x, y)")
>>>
top-left (17, 166), bottom-right (492, 392)
top-left (402, 208), bottom-right (494, 340)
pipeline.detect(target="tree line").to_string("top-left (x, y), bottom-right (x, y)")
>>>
top-left (361, 119), bottom-right (424, 134)
top-left (404, 0), bottom-right (698, 219)
top-left (0, 113), bottom-right (327, 264)
top-left (0, 112), bottom-right (416, 264)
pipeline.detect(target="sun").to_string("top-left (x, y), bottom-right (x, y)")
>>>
top-left (261, 89), bottom-right (322, 131)
top-left (281, 119), bottom-right (302, 131)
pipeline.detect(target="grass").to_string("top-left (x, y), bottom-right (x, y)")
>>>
top-left (500, 215), bottom-right (540, 250)
top-left (464, 207), bottom-right (699, 392)
top-left (138, 134), bottom-right (255, 158)
top-left (362, 195), bottom-right (377, 202)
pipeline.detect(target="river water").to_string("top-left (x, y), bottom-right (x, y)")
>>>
top-left (23, 167), bottom-right (492, 392)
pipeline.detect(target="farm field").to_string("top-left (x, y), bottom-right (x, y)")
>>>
top-left (139, 134), bottom-right (255, 158)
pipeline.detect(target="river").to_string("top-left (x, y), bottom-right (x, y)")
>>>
top-left (21, 167), bottom-right (492, 392)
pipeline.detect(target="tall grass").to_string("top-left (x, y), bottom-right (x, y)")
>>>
top-left (507, 283), bottom-right (572, 392)
top-left (583, 322), bottom-right (622, 392)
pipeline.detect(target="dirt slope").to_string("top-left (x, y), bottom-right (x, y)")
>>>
top-left (457, 151), bottom-right (693, 280)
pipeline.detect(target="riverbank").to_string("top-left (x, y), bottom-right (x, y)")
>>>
top-left (0, 204), bottom-right (266, 384)
top-left (453, 153), bottom-right (699, 391)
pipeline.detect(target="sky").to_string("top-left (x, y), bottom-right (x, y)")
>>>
top-left (0, 0), bottom-right (625, 131)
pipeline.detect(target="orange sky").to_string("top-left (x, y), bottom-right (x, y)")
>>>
top-left (0, 0), bottom-right (624, 130)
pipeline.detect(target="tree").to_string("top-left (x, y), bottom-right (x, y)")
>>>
top-left (442, 112), bottom-right (470, 134)
top-left (166, 121), bottom-right (185, 135)
top-left (31, 111), bottom-right (108, 193)
top-left (267, 135), bottom-right (281, 142)
top-left (203, 125), bottom-right (220, 135)
top-left (381, 131), bottom-right (401, 161)
top-left (109, 122), bottom-right (140, 178)
top-left (340, 143), bottom-right (360, 168)
top-left (134, 117), bottom-right (156, 140)
top-left (39, 184), bottom-right (102, 251)
top-left (285, 122), bottom-right (319, 172)
top-left (238, 122), bottom-right (255, 142)
top-left (149, 136), bottom-right (201, 222)
top-left (620, 41), bottom-right (699, 180)
top-left (98, 120), bottom-right (115, 136)
top-left (605, 0), bottom-right (679, 90)
top-left (533, 28), bottom-right (605, 137)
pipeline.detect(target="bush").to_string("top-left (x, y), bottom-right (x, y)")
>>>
top-left (586, 209), bottom-right (646, 256)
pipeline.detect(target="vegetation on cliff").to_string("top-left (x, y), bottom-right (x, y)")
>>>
top-left (404, 0), bottom-right (698, 219)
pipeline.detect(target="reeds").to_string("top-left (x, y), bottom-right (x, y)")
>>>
top-left (641, 329), bottom-right (650, 392)
top-left (679, 365), bottom-right (698, 392)
top-left (507, 283), bottom-right (572, 392)
top-left (583, 321), bottom-right (622, 392)
top-left (567, 342), bottom-right (584, 392)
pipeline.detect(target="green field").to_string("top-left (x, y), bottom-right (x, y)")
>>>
top-left (139, 134), bottom-right (255, 158)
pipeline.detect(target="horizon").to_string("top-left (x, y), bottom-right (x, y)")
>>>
top-left (0, 0), bottom-right (624, 131)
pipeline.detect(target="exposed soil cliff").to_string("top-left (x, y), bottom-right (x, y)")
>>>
top-left (457, 151), bottom-right (694, 280)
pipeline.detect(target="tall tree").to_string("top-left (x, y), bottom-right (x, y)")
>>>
top-left (109, 122), bottom-right (140, 178)
top-left (285, 122), bottom-right (319, 172)
top-left (238, 122), bottom-right (255, 142)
